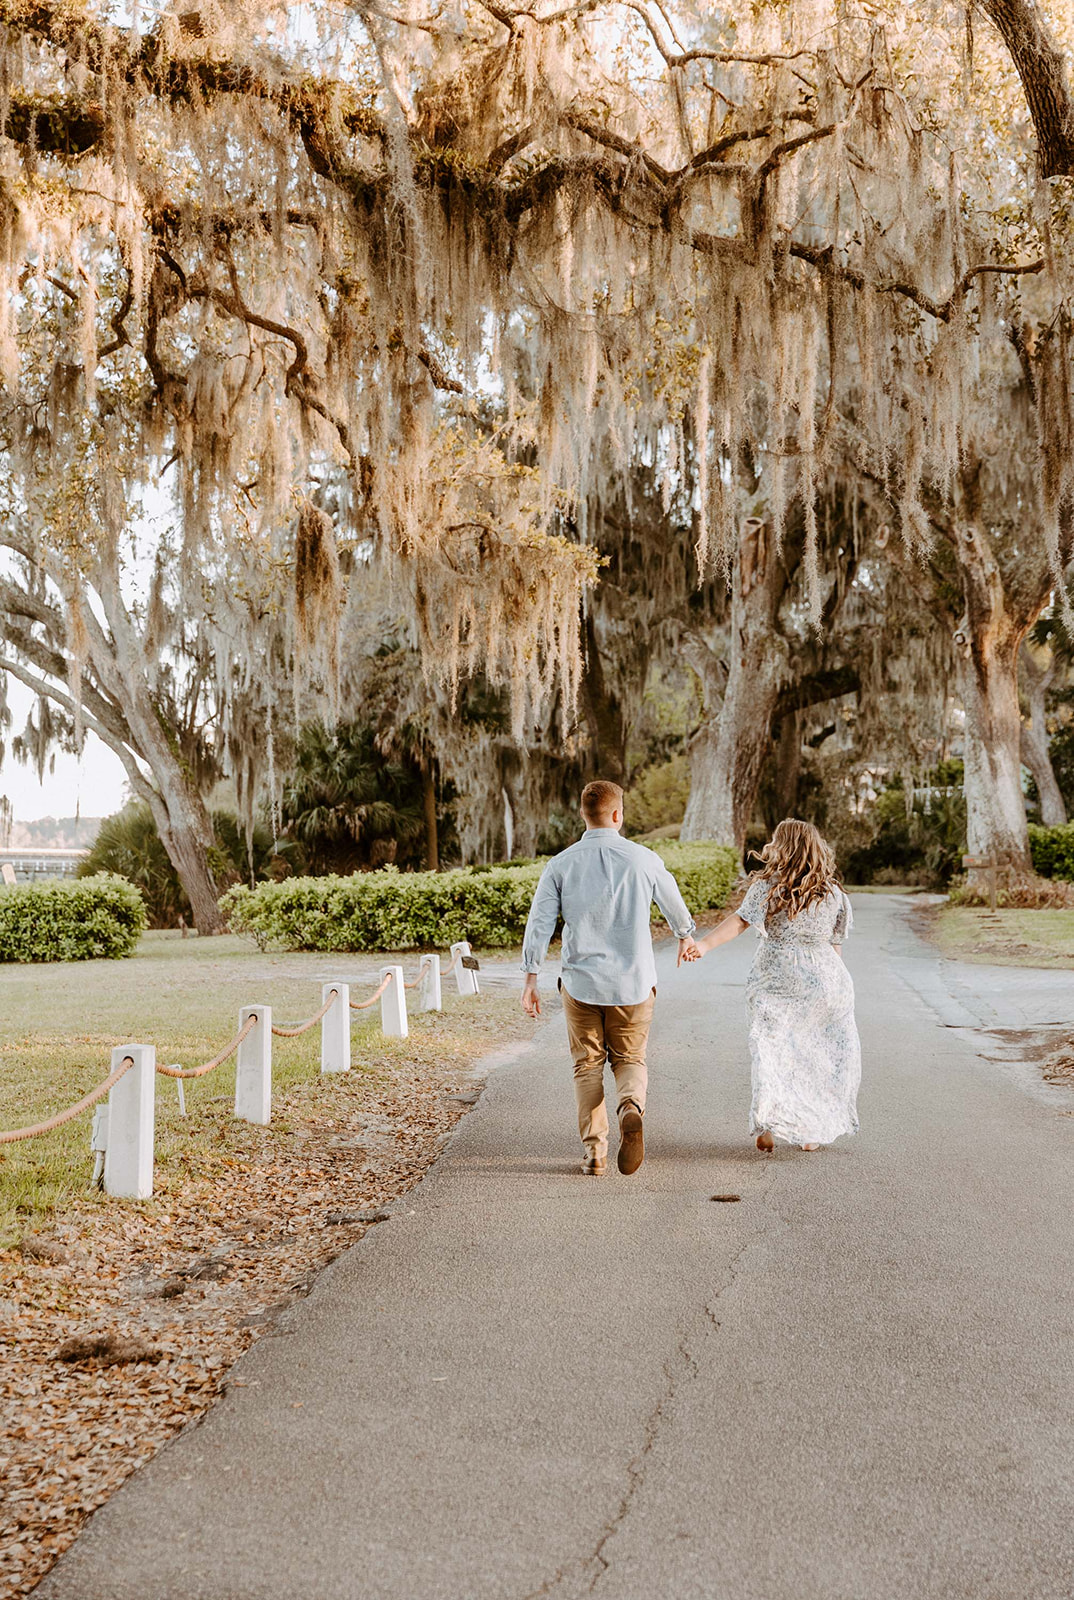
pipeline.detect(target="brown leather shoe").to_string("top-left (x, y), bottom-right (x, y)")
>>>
top-left (617, 1104), bottom-right (644, 1175)
top-left (581, 1154), bottom-right (607, 1176)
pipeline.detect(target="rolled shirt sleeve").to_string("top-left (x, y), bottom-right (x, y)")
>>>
top-left (651, 861), bottom-right (696, 940)
top-left (521, 862), bottom-right (561, 974)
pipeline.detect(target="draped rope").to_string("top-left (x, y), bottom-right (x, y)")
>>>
top-left (349, 974), bottom-right (391, 1011)
top-left (156, 1014), bottom-right (259, 1079)
top-left (0, 1056), bottom-right (134, 1144)
top-left (271, 989), bottom-right (340, 1037)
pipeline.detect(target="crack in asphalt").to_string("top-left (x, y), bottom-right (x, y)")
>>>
top-left (520, 1162), bottom-right (778, 1600)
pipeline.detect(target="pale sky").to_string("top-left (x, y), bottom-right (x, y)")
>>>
top-left (1, 680), bottom-right (129, 821)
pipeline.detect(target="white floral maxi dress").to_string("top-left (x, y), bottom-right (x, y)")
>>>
top-left (735, 879), bottom-right (861, 1147)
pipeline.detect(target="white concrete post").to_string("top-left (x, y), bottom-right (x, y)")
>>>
top-left (418, 954), bottom-right (442, 1013)
top-left (234, 1005), bottom-right (272, 1125)
top-left (451, 940), bottom-right (480, 997)
top-left (379, 966), bottom-right (408, 1038)
top-left (320, 984), bottom-right (350, 1074)
top-left (104, 1044), bottom-right (155, 1199)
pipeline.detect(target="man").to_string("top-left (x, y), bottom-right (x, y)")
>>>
top-left (520, 780), bottom-right (699, 1177)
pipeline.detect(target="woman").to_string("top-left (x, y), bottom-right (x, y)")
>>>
top-left (688, 819), bottom-right (861, 1152)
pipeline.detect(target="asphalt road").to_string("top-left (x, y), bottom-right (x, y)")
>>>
top-left (39, 896), bottom-right (1074, 1600)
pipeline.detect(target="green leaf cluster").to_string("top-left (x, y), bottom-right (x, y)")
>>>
top-left (650, 842), bottom-right (739, 920)
top-left (0, 873), bottom-right (147, 962)
top-left (1028, 823), bottom-right (1074, 881)
top-left (219, 842), bottom-right (739, 953)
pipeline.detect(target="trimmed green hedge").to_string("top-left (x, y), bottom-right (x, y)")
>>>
top-left (0, 874), bottom-right (147, 962)
top-left (654, 841), bottom-right (738, 917)
top-left (1029, 822), bottom-right (1074, 881)
top-left (220, 841), bottom-right (740, 953)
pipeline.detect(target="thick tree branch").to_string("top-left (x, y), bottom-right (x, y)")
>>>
top-left (561, 110), bottom-right (673, 186)
top-left (0, 615), bottom-right (135, 749)
top-left (977, 0), bottom-right (1074, 177)
top-left (0, 0), bottom-right (382, 170)
top-left (774, 664), bottom-right (860, 718)
top-left (623, 1), bottom-right (814, 70)
top-left (416, 348), bottom-right (465, 393)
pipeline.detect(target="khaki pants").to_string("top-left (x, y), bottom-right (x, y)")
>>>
top-left (562, 987), bottom-right (655, 1159)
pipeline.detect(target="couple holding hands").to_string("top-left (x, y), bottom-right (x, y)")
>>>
top-left (520, 781), bottom-right (861, 1176)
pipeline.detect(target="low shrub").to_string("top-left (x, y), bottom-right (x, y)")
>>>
top-left (1029, 822), bottom-right (1074, 881)
top-left (220, 841), bottom-right (739, 952)
top-left (652, 840), bottom-right (739, 917)
top-left (220, 863), bottom-right (544, 952)
top-left (0, 874), bottom-right (147, 962)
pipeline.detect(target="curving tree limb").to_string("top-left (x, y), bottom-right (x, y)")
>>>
top-left (977, 0), bottom-right (1074, 177)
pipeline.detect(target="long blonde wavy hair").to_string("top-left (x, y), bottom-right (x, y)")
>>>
top-left (749, 819), bottom-right (840, 925)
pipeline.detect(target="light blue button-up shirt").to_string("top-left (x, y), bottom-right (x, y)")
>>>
top-left (521, 828), bottom-right (696, 1006)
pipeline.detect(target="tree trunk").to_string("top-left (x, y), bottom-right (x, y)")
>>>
top-left (978, 0), bottom-right (1074, 178)
top-left (90, 551), bottom-right (226, 934)
top-left (127, 743), bottom-right (225, 936)
top-left (682, 664), bottom-right (786, 849)
top-left (958, 646), bottom-right (1030, 869)
top-left (764, 711), bottom-right (804, 831)
top-left (1019, 648), bottom-right (1067, 825)
top-left (681, 519), bottom-right (788, 850)
top-left (150, 781), bottom-right (226, 934)
top-left (580, 611), bottom-right (627, 782)
top-left (423, 766), bottom-right (439, 869)
top-left (953, 526), bottom-right (1034, 875)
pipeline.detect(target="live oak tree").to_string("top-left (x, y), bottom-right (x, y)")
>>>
top-left (0, 0), bottom-right (1072, 904)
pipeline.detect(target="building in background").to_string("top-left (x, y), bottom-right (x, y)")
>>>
top-left (0, 847), bottom-right (88, 882)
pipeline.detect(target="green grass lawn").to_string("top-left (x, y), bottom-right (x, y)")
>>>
top-left (0, 932), bottom-right (518, 1245)
top-left (923, 905), bottom-right (1074, 968)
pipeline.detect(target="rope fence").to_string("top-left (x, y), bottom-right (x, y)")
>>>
top-left (156, 1015), bottom-right (258, 1079)
top-left (0, 1056), bottom-right (134, 1145)
top-left (272, 989), bottom-right (339, 1038)
top-left (349, 974), bottom-right (391, 1011)
top-left (0, 940), bottom-right (481, 1198)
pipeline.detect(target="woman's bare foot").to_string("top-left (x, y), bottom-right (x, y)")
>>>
top-left (756, 1130), bottom-right (774, 1153)
top-left (801, 1142), bottom-right (821, 1151)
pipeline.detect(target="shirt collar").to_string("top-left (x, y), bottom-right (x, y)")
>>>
top-left (582, 827), bottom-right (622, 839)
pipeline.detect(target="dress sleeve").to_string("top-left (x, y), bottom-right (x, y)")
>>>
top-left (736, 879), bottom-right (768, 929)
top-left (832, 890), bottom-right (853, 945)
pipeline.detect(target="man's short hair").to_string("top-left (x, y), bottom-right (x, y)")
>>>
top-left (581, 780), bottom-right (624, 821)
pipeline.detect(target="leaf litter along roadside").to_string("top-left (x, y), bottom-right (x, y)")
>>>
top-left (0, 993), bottom-right (540, 1600)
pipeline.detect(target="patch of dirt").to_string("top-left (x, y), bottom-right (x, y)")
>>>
top-left (1042, 1045), bottom-right (1074, 1085)
top-left (0, 1040), bottom-right (519, 1599)
top-left (976, 1025), bottom-right (1074, 1089)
